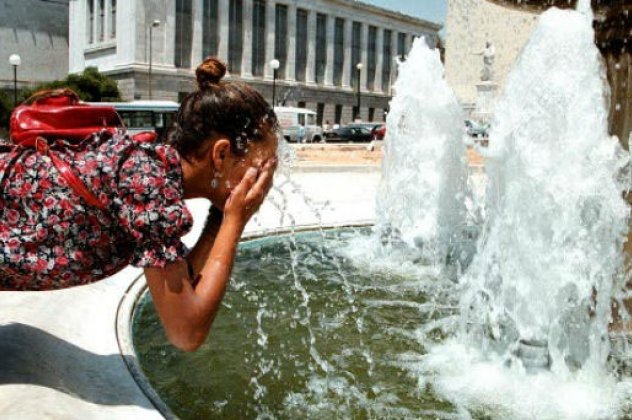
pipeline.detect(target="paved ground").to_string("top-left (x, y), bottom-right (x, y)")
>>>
top-left (292, 143), bottom-right (486, 169)
top-left (0, 165), bottom-right (382, 419)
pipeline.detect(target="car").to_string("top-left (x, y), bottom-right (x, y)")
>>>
top-left (347, 122), bottom-right (385, 139)
top-left (373, 124), bottom-right (386, 140)
top-left (465, 119), bottom-right (489, 138)
top-left (275, 107), bottom-right (324, 143)
top-left (324, 126), bottom-right (375, 142)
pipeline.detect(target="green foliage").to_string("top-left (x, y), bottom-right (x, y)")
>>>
top-left (0, 67), bottom-right (121, 134)
top-left (21, 67), bottom-right (122, 102)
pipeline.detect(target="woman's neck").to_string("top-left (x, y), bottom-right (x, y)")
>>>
top-left (180, 158), bottom-right (209, 200)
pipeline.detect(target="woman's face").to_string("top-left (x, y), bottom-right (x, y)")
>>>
top-left (211, 128), bottom-right (279, 208)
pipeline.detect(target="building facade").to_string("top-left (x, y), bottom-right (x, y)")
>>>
top-left (0, 0), bottom-right (69, 90)
top-left (69, 0), bottom-right (441, 124)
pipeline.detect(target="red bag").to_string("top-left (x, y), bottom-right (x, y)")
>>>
top-left (10, 89), bottom-right (121, 146)
top-left (7, 89), bottom-right (154, 211)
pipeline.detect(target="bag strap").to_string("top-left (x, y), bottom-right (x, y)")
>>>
top-left (23, 89), bottom-right (81, 106)
top-left (34, 137), bottom-right (107, 210)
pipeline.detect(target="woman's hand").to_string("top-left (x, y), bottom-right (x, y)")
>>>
top-left (223, 158), bottom-right (277, 231)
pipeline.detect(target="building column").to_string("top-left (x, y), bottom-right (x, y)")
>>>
top-left (241, 0), bottom-right (253, 78)
top-left (104, 0), bottom-right (111, 42)
top-left (286, 2), bottom-right (296, 81)
top-left (217, 0), bottom-right (229, 63)
top-left (341, 18), bottom-right (352, 89)
top-left (374, 27), bottom-right (384, 93)
top-left (92, 0), bottom-right (98, 45)
top-left (191, 0), bottom-right (204, 66)
top-left (264, 0), bottom-right (276, 80)
top-left (305, 10), bottom-right (317, 84)
top-left (391, 30), bottom-right (398, 93)
top-left (324, 14), bottom-right (334, 87)
top-left (164, 0), bottom-right (176, 68)
top-left (360, 23), bottom-right (368, 92)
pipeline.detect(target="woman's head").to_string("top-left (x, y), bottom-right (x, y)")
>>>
top-left (168, 57), bottom-right (279, 206)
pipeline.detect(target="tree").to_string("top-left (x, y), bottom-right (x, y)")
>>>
top-left (21, 67), bottom-right (121, 103)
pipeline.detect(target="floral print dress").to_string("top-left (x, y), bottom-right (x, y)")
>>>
top-left (0, 132), bottom-right (193, 290)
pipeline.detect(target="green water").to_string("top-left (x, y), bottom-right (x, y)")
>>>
top-left (133, 228), bottom-right (458, 419)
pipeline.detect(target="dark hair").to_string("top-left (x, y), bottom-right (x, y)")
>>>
top-left (167, 57), bottom-right (278, 160)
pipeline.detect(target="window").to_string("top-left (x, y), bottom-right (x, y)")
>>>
top-left (335, 104), bottom-right (342, 124)
top-left (295, 9), bottom-right (308, 82)
top-left (252, 0), bottom-right (266, 76)
top-left (316, 103), bottom-right (325, 126)
top-left (298, 101), bottom-right (306, 108)
top-left (98, 0), bottom-right (105, 41)
top-left (228, 0), bottom-right (243, 74)
top-left (175, 0), bottom-right (193, 68)
top-left (353, 105), bottom-right (359, 121)
top-left (203, 0), bottom-right (219, 57)
top-left (307, 114), bottom-right (316, 125)
top-left (382, 29), bottom-right (392, 92)
top-left (398, 32), bottom-right (407, 60)
top-left (275, 4), bottom-right (288, 79)
top-left (315, 14), bottom-right (327, 84)
top-left (111, 0), bottom-right (116, 38)
top-left (88, 0), bottom-right (94, 44)
top-left (369, 107), bottom-right (375, 122)
top-left (367, 26), bottom-right (377, 91)
top-left (333, 18), bottom-right (344, 86)
top-left (351, 22), bottom-right (362, 89)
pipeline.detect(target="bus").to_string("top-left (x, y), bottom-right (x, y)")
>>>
top-left (90, 101), bottom-right (180, 138)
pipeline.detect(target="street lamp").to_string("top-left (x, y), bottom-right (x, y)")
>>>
top-left (355, 62), bottom-right (364, 121)
top-left (9, 54), bottom-right (21, 107)
top-left (270, 59), bottom-right (280, 107)
top-left (148, 20), bottom-right (160, 100)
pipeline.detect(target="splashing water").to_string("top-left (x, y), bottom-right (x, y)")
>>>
top-left (357, 37), bottom-right (469, 268)
top-left (422, 5), bottom-right (632, 419)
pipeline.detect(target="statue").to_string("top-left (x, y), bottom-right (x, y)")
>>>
top-left (475, 42), bottom-right (496, 82)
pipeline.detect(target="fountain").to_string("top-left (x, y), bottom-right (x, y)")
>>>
top-left (125, 2), bottom-right (632, 418)
top-left (420, 2), bottom-right (632, 418)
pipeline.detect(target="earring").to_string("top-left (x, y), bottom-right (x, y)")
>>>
top-left (211, 171), bottom-right (222, 189)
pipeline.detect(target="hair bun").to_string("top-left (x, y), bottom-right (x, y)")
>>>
top-left (196, 57), bottom-right (227, 89)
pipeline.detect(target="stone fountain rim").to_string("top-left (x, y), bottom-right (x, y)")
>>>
top-left (115, 221), bottom-right (374, 419)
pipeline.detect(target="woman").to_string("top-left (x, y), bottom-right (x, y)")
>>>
top-left (0, 57), bottom-right (278, 351)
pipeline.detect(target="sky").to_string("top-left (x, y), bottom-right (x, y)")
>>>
top-left (362, 0), bottom-right (448, 26)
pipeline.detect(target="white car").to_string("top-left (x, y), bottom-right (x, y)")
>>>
top-left (274, 106), bottom-right (324, 143)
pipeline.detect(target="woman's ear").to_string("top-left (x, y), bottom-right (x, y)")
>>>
top-left (211, 138), bottom-right (231, 172)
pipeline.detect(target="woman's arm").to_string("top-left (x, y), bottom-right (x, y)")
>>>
top-left (144, 159), bottom-right (276, 352)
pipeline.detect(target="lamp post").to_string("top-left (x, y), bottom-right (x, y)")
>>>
top-left (9, 54), bottom-right (21, 107)
top-left (355, 62), bottom-right (363, 121)
top-left (270, 59), bottom-right (280, 107)
top-left (148, 20), bottom-right (160, 100)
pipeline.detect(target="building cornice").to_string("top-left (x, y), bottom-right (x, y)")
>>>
top-left (329, 0), bottom-right (443, 31)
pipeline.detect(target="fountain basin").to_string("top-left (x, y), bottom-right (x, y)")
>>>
top-left (118, 225), bottom-right (463, 419)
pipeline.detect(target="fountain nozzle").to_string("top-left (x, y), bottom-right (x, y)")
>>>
top-left (515, 339), bottom-right (551, 373)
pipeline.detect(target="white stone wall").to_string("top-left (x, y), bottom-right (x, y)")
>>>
top-left (0, 0), bottom-right (69, 89)
top-left (444, 0), bottom-right (539, 105)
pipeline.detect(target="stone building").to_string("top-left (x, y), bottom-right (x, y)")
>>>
top-left (0, 0), bottom-right (69, 91)
top-left (69, 0), bottom-right (441, 124)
